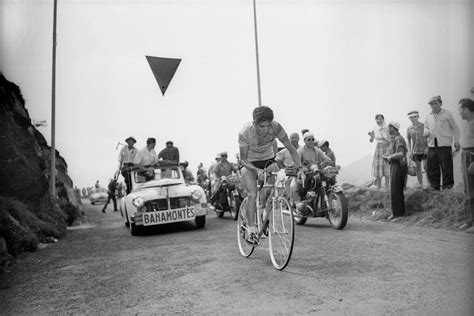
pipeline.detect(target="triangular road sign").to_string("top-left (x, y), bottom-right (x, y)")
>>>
top-left (145, 55), bottom-right (181, 96)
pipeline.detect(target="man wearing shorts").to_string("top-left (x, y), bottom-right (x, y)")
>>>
top-left (239, 106), bottom-right (303, 245)
top-left (406, 111), bottom-right (428, 188)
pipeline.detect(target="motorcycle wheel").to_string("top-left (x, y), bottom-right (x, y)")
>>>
top-left (327, 191), bottom-right (348, 230)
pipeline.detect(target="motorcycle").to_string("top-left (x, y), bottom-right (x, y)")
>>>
top-left (212, 175), bottom-right (243, 220)
top-left (293, 164), bottom-right (348, 229)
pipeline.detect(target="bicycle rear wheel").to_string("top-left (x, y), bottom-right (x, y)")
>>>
top-left (237, 197), bottom-right (255, 257)
top-left (268, 197), bottom-right (295, 270)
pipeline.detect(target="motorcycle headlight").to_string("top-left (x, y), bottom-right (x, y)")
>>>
top-left (132, 196), bottom-right (144, 208)
top-left (191, 189), bottom-right (202, 201)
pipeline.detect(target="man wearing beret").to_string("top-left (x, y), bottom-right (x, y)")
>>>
top-left (118, 137), bottom-right (137, 194)
top-left (423, 95), bottom-right (460, 190)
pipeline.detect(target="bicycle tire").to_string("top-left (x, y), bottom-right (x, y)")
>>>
top-left (268, 197), bottom-right (295, 270)
top-left (237, 197), bottom-right (255, 258)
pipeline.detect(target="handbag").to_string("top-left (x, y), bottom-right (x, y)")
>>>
top-left (407, 157), bottom-right (417, 176)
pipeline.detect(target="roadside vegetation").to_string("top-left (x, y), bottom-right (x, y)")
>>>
top-left (344, 184), bottom-right (466, 230)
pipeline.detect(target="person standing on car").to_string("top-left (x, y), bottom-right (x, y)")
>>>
top-left (134, 138), bottom-right (158, 166)
top-left (158, 140), bottom-right (180, 163)
top-left (406, 111), bottom-right (428, 189)
top-left (424, 95), bottom-right (460, 190)
top-left (118, 136), bottom-right (137, 194)
top-left (458, 98), bottom-right (474, 232)
top-left (102, 178), bottom-right (118, 213)
top-left (383, 122), bottom-right (408, 221)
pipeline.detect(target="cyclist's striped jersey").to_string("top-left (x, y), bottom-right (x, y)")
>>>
top-left (238, 120), bottom-right (289, 162)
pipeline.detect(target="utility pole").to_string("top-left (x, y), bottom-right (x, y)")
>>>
top-left (252, 0), bottom-right (262, 107)
top-left (50, 0), bottom-right (57, 197)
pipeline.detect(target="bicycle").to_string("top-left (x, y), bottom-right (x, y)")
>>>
top-left (236, 169), bottom-right (295, 270)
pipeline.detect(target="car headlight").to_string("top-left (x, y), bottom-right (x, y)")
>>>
top-left (191, 189), bottom-right (202, 201)
top-left (132, 196), bottom-right (144, 208)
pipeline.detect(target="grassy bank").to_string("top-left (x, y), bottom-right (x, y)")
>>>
top-left (344, 184), bottom-right (466, 230)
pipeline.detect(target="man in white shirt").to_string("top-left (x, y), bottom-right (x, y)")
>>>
top-left (134, 138), bottom-right (158, 166)
top-left (424, 95), bottom-right (460, 190)
top-left (118, 136), bottom-right (137, 194)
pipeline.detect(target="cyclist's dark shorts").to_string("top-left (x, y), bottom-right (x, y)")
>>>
top-left (412, 153), bottom-right (427, 162)
top-left (248, 157), bottom-right (276, 170)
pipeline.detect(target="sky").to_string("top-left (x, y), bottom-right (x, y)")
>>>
top-left (1, 0), bottom-right (473, 189)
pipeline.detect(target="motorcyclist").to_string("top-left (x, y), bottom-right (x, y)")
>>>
top-left (180, 161), bottom-right (195, 184)
top-left (209, 152), bottom-right (238, 209)
top-left (290, 132), bottom-right (334, 207)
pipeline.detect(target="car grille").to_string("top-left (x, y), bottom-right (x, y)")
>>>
top-left (144, 197), bottom-right (191, 212)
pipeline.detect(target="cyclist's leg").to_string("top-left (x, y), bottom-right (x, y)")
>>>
top-left (241, 166), bottom-right (257, 230)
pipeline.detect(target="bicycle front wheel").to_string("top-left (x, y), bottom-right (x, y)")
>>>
top-left (237, 197), bottom-right (254, 258)
top-left (268, 197), bottom-right (295, 270)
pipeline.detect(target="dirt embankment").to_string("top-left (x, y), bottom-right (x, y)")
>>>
top-left (0, 74), bottom-right (82, 271)
top-left (344, 183), bottom-right (466, 230)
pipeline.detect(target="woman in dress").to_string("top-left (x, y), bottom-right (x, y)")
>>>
top-left (369, 114), bottom-right (391, 190)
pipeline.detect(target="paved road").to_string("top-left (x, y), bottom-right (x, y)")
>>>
top-left (1, 201), bottom-right (473, 315)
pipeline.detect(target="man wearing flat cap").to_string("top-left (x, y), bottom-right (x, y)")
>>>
top-left (423, 95), bottom-right (460, 190)
top-left (383, 122), bottom-right (408, 221)
top-left (158, 140), bottom-right (180, 164)
top-left (118, 136), bottom-right (137, 194)
top-left (406, 111), bottom-right (428, 188)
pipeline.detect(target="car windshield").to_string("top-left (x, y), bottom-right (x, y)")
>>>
top-left (134, 166), bottom-right (181, 184)
top-left (92, 188), bottom-right (107, 193)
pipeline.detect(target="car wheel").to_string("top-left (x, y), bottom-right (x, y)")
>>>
top-left (195, 216), bottom-right (206, 228)
top-left (130, 222), bottom-right (141, 236)
top-left (124, 209), bottom-right (130, 227)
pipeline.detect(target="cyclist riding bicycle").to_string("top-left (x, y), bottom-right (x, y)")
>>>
top-left (238, 106), bottom-right (304, 245)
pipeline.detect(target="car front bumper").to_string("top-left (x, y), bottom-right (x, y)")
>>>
top-left (132, 203), bottom-right (210, 226)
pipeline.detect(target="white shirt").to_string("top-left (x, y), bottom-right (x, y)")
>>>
top-left (118, 146), bottom-right (137, 164)
top-left (424, 108), bottom-right (460, 147)
top-left (460, 120), bottom-right (474, 148)
top-left (276, 145), bottom-right (301, 167)
top-left (133, 147), bottom-right (158, 166)
top-left (373, 125), bottom-right (390, 145)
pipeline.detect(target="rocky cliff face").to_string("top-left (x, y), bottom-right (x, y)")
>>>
top-left (0, 74), bottom-right (81, 270)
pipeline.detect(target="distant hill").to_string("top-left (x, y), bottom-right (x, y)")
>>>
top-left (338, 153), bottom-right (463, 188)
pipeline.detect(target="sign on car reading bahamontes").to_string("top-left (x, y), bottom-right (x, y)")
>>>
top-left (118, 162), bottom-right (209, 235)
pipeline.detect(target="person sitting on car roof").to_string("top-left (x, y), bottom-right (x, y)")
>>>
top-left (158, 140), bottom-right (180, 163)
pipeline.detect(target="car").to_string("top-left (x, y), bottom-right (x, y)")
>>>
top-left (119, 162), bottom-right (209, 235)
top-left (89, 188), bottom-right (108, 205)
